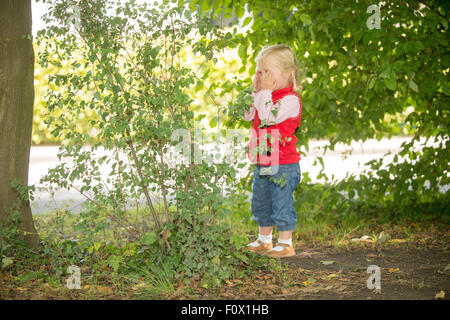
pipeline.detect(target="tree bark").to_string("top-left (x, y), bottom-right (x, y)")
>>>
top-left (0, 0), bottom-right (39, 248)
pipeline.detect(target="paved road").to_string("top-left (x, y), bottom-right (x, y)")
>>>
top-left (29, 136), bottom-right (445, 214)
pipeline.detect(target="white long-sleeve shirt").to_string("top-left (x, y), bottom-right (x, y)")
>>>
top-left (243, 90), bottom-right (300, 126)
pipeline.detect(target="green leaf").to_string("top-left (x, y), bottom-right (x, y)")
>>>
top-left (230, 233), bottom-right (248, 250)
top-left (242, 17), bottom-right (252, 27)
top-left (209, 116), bottom-right (218, 128)
top-left (441, 84), bottom-right (450, 96)
top-left (299, 14), bottom-right (312, 25)
top-left (196, 114), bottom-right (206, 121)
top-left (380, 65), bottom-right (396, 79)
top-left (232, 251), bottom-right (249, 264)
top-left (235, 6), bottom-right (245, 18)
top-left (195, 80), bottom-right (203, 92)
top-left (409, 79), bottom-right (419, 93)
top-left (141, 232), bottom-right (157, 245)
top-left (93, 91), bottom-right (101, 100)
top-left (414, 41), bottom-right (424, 52)
top-left (238, 43), bottom-right (248, 61)
top-left (107, 255), bottom-right (124, 273)
top-left (384, 78), bottom-right (397, 91)
top-left (211, 255), bottom-right (220, 265)
top-left (368, 76), bottom-right (377, 90)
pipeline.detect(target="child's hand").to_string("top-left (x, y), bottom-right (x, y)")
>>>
top-left (252, 71), bottom-right (261, 93)
top-left (261, 71), bottom-right (277, 91)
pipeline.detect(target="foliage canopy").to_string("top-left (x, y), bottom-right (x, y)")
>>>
top-left (188, 0), bottom-right (449, 220)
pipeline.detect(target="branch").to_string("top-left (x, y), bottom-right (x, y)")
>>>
top-left (418, 1), bottom-right (448, 20)
top-left (125, 130), bottom-right (161, 229)
top-left (114, 143), bottom-right (129, 223)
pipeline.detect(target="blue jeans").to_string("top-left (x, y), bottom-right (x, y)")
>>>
top-left (251, 162), bottom-right (301, 231)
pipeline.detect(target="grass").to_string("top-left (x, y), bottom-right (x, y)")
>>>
top-left (136, 263), bottom-right (176, 298)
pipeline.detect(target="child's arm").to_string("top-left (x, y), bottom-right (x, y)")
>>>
top-left (253, 91), bottom-right (300, 126)
top-left (243, 102), bottom-right (256, 121)
top-left (242, 72), bottom-right (261, 122)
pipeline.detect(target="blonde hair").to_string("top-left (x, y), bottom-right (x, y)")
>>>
top-left (255, 44), bottom-right (302, 92)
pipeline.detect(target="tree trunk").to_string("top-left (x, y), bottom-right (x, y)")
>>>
top-left (0, 0), bottom-right (39, 248)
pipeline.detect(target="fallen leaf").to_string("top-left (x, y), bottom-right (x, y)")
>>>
top-left (264, 288), bottom-right (275, 295)
top-left (266, 284), bottom-right (278, 291)
top-left (435, 290), bottom-right (445, 299)
top-left (1, 256), bottom-right (14, 268)
top-left (390, 239), bottom-right (407, 244)
top-left (225, 279), bottom-right (242, 287)
top-left (302, 281), bottom-right (308, 286)
top-left (377, 231), bottom-right (390, 244)
top-left (324, 285), bottom-right (333, 290)
top-left (388, 267), bottom-right (400, 273)
top-left (443, 264), bottom-right (450, 275)
top-left (131, 283), bottom-right (146, 290)
top-left (367, 253), bottom-right (377, 257)
top-left (351, 235), bottom-right (372, 242)
top-left (320, 260), bottom-right (335, 265)
top-left (307, 277), bottom-right (317, 283)
top-left (326, 273), bottom-right (339, 278)
top-left (96, 286), bottom-right (114, 294)
top-left (297, 251), bottom-right (314, 257)
top-left (302, 286), bottom-right (319, 294)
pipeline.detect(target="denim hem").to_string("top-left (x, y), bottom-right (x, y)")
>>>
top-left (277, 224), bottom-right (296, 232)
top-left (257, 222), bottom-right (275, 227)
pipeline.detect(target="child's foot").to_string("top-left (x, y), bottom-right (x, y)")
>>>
top-left (247, 240), bottom-right (273, 254)
top-left (266, 242), bottom-right (295, 258)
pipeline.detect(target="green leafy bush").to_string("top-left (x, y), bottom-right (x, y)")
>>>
top-left (34, 0), bottom-right (275, 287)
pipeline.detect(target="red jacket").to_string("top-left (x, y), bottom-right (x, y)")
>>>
top-left (248, 84), bottom-right (302, 166)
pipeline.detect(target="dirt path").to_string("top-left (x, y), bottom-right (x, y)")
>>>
top-left (282, 244), bottom-right (449, 299)
top-left (207, 239), bottom-right (450, 300)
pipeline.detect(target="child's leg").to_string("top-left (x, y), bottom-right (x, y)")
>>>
top-left (248, 227), bottom-right (273, 250)
top-left (279, 230), bottom-right (293, 240)
top-left (267, 162), bottom-right (301, 257)
top-left (259, 226), bottom-right (273, 236)
top-left (250, 165), bottom-right (275, 229)
top-left (247, 165), bottom-right (275, 253)
top-left (248, 226), bottom-right (273, 247)
top-left (273, 230), bottom-right (294, 252)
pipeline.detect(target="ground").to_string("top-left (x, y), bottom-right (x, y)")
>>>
top-left (1, 227), bottom-right (449, 300)
top-left (200, 236), bottom-right (450, 300)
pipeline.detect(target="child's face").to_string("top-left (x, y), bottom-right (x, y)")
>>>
top-left (257, 55), bottom-right (290, 90)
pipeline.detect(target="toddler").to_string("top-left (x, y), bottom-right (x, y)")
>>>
top-left (242, 44), bottom-right (302, 258)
